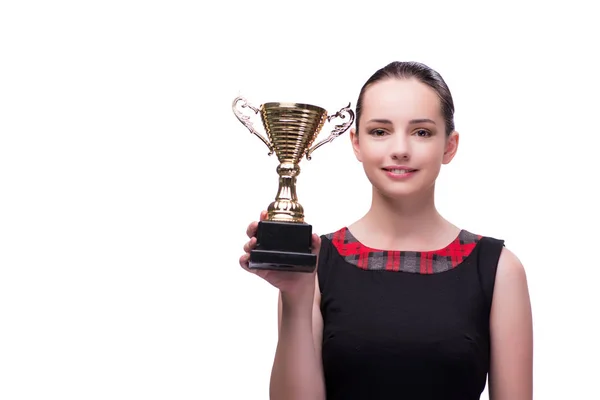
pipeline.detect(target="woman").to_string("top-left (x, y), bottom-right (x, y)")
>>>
top-left (239, 61), bottom-right (533, 400)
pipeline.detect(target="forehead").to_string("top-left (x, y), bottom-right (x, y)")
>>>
top-left (360, 78), bottom-right (442, 121)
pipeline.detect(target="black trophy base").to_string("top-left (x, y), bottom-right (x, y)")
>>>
top-left (249, 220), bottom-right (317, 273)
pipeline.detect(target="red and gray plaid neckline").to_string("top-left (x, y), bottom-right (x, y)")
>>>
top-left (325, 227), bottom-right (482, 274)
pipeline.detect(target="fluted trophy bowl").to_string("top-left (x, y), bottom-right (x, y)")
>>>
top-left (261, 102), bottom-right (327, 164)
top-left (232, 96), bottom-right (354, 272)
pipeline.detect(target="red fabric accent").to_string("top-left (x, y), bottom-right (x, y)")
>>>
top-left (386, 251), bottom-right (400, 272)
top-left (329, 227), bottom-right (481, 274)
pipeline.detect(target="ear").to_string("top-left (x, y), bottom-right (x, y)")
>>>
top-left (442, 131), bottom-right (459, 164)
top-left (350, 127), bottom-right (362, 162)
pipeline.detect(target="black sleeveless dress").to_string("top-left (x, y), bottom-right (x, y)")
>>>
top-left (317, 227), bottom-right (505, 400)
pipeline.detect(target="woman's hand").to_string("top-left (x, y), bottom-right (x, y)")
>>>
top-left (239, 210), bottom-right (321, 296)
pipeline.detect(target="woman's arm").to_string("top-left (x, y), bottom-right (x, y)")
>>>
top-left (489, 247), bottom-right (534, 400)
top-left (269, 275), bottom-right (325, 400)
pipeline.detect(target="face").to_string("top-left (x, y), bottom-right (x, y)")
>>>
top-left (351, 78), bottom-right (459, 199)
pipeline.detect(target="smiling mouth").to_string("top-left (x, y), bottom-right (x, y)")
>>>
top-left (382, 168), bottom-right (418, 174)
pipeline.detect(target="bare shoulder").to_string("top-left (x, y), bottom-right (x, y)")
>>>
top-left (492, 246), bottom-right (532, 330)
top-left (496, 247), bottom-right (528, 281)
top-left (488, 246), bottom-right (533, 399)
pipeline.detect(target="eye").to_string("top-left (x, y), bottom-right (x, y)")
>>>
top-left (414, 129), bottom-right (432, 137)
top-left (370, 129), bottom-right (387, 137)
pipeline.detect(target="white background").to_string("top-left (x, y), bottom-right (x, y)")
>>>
top-left (1, 1), bottom-right (598, 399)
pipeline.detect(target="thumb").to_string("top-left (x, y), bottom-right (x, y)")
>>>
top-left (259, 210), bottom-right (268, 221)
top-left (311, 233), bottom-right (321, 255)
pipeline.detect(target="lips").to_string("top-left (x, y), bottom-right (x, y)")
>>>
top-left (381, 166), bottom-right (419, 180)
top-left (382, 167), bottom-right (418, 173)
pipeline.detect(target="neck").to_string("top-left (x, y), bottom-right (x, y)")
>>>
top-left (360, 184), bottom-right (450, 241)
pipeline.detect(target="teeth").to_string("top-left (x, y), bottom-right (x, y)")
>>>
top-left (390, 169), bottom-right (412, 174)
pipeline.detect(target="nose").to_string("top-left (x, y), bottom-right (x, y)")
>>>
top-left (389, 133), bottom-right (411, 160)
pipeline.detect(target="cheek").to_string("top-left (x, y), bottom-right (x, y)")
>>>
top-left (359, 142), bottom-right (386, 163)
top-left (418, 142), bottom-right (446, 163)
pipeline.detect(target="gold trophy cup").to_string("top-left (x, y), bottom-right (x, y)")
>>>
top-left (232, 96), bottom-right (354, 272)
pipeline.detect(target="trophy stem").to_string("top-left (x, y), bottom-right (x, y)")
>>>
top-left (267, 162), bottom-right (305, 223)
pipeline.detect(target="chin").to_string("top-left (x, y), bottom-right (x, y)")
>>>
top-left (366, 172), bottom-right (434, 200)
top-left (375, 186), bottom-right (422, 200)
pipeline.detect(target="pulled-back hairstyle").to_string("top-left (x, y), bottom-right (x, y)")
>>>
top-left (355, 61), bottom-right (455, 136)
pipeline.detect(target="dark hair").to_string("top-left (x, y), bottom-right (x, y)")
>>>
top-left (355, 61), bottom-right (455, 136)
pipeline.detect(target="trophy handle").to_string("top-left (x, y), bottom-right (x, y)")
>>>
top-left (232, 96), bottom-right (275, 156)
top-left (305, 103), bottom-right (355, 160)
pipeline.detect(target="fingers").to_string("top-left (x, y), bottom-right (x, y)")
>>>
top-left (241, 211), bottom-right (267, 273)
top-left (246, 221), bottom-right (258, 238)
top-left (243, 237), bottom-right (256, 253)
top-left (239, 253), bottom-right (251, 271)
top-left (246, 210), bottom-right (268, 238)
top-left (240, 236), bottom-right (257, 270)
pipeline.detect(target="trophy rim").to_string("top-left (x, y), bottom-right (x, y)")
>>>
top-left (261, 102), bottom-right (326, 114)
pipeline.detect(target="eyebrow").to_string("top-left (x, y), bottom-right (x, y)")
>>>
top-left (366, 118), bottom-right (393, 124)
top-left (409, 118), bottom-right (436, 125)
top-left (366, 118), bottom-right (436, 125)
